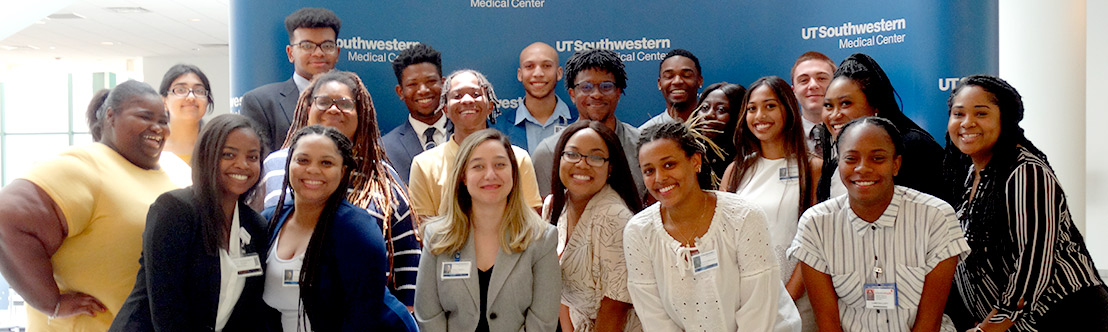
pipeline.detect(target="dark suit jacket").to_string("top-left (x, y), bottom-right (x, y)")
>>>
top-left (110, 189), bottom-right (278, 332)
top-left (382, 118), bottom-right (452, 185)
top-left (240, 78), bottom-right (298, 152)
top-left (263, 201), bottom-right (418, 331)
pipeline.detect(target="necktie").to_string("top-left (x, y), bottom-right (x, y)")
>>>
top-left (423, 127), bottom-right (437, 151)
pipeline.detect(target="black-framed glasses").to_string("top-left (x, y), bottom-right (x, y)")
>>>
top-left (561, 151), bottom-right (609, 167)
top-left (170, 86), bottom-right (207, 97)
top-left (312, 96), bottom-right (355, 112)
top-left (573, 81), bottom-right (617, 95)
top-left (292, 40), bottom-right (338, 54)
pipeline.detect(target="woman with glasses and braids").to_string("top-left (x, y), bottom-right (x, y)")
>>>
top-left (545, 120), bottom-right (644, 331)
top-left (943, 75), bottom-right (1106, 332)
top-left (260, 70), bottom-right (421, 311)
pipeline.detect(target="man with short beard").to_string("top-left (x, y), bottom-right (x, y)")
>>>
top-left (639, 49), bottom-right (704, 131)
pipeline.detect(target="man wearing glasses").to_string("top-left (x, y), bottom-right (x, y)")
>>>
top-left (531, 48), bottom-right (644, 198)
top-left (240, 7), bottom-right (342, 151)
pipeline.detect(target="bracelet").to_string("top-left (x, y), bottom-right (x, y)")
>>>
top-left (49, 299), bottom-right (60, 319)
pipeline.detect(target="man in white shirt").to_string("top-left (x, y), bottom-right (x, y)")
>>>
top-left (790, 51), bottom-right (837, 153)
top-left (382, 43), bottom-right (452, 185)
top-left (639, 49), bottom-right (704, 130)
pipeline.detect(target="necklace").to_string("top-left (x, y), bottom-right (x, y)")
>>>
top-left (664, 192), bottom-right (712, 247)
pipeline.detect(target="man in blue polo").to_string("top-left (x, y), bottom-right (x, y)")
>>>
top-left (495, 42), bottom-right (575, 153)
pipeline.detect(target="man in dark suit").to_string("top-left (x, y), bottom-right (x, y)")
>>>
top-left (382, 43), bottom-right (451, 185)
top-left (239, 7), bottom-right (341, 151)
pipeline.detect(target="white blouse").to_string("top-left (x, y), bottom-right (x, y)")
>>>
top-left (557, 185), bottom-right (641, 332)
top-left (624, 191), bottom-right (801, 332)
top-left (733, 157), bottom-right (801, 284)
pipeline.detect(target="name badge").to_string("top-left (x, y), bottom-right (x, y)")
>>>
top-left (441, 261), bottom-right (472, 279)
top-left (692, 250), bottom-right (719, 274)
top-left (283, 269), bottom-right (300, 287)
top-left (233, 253), bottom-right (263, 277)
top-left (778, 166), bottom-right (799, 182)
top-left (864, 283), bottom-right (898, 309)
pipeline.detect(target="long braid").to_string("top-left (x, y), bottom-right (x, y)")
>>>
top-left (282, 70), bottom-right (411, 289)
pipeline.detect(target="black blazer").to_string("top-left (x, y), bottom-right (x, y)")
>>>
top-left (381, 118), bottom-right (453, 185)
top-left (240, 78), bottom-right (299, 152)
top-left (110, 188), bottom-right (278, 331)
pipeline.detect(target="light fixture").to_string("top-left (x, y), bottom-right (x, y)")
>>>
top-left (188, 18), bottom-right (201, 22)
top-left (100, 41), bottom-right (115, 46)
top-left (105, 7), bottom-right (150, 14)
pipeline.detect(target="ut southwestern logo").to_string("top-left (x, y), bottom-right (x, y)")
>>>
top-left (470, 0), bottom-right (545, 8)
top-left (939, 77), bottom-right (961, 91)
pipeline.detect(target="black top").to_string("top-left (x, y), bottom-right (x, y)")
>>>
top-left (477, 266), bottom-right (494, 332)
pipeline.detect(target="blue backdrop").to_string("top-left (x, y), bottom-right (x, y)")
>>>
top-left (230, 0), bottom-right (998, 141)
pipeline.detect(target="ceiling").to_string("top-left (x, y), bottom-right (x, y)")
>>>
top-left (0, 0), bottom-right (230, 61)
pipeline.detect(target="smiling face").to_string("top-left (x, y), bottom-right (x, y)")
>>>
top-left (464, 139), bottom-right (514, 207)
top-left (219, 128), bottom-right (262, 200)
top-left (445, 72), bottom-right (493, 135)
top-left (308, 80), bottom-right (359, 139)
top-left (792, 59), bottom-right (835, 117)
top-left (657, 56), bottom-right (703, 110)
top-left (163, 72), bottom-right (208, 125)
top-left (948, 85), bottom-right (1002, 169)
top-left (837, 123), bottom-right (901, 212)
top-left (639, 138), bottom-right (701, 208)
top-left (559, 128), bottom-right (611, 202)
top-left (569, 68), bottom-right (621, 128)
top-left (518, 43), bottom-right (562, 100)
top-left (397, 62), bottom-right (443, 123)
top-left (286, 27), bottom-right (339, 80)
top-left (744, 85), bottom-right (787, 144)
top-left (288, 134), bottom-right (345, 206)
top-left (696, 90), bottom-right (731, 140)
top-left (823, 78), bottom-right (878, 138)
top-left (105, 93), bottom-right (170, 170)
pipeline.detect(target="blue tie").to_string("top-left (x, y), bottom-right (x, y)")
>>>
top-left (423, 128), bottom-right (437, 151)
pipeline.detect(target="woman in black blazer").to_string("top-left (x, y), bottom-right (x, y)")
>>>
top-left (111, 114), bottom-right (277, 331)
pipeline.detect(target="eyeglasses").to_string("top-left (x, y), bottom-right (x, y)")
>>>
top-left (561, 151), bottom-right (609, 167)
top-left (312, 96), bottom-right (356, 112)
top-left (573, 81), bottom-right (618, 95)
top-left (291, 40), bottom-right (338, 54)
top-left (170, 86), bottom-right (208, 97)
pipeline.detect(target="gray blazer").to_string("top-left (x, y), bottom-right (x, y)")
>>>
top-left (414, 223), bottom-right (560, 332)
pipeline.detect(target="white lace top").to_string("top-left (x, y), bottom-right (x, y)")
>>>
top-left (557, 185), bottom-right (641, 332)
top-left (624, 191), bottom-right (801, 332)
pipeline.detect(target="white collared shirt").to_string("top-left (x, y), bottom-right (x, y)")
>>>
top-left (292, 73), bottom-right (311, 95)
top-left (409, 114), bottom-right (448, 148)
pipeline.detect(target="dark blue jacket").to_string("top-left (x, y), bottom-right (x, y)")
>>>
top-left (264, 200), bottom-right (418, 331)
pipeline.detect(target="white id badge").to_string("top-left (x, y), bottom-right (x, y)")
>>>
top-left (864, 283), bottom-right (898, 309)
top-left (779, 166), bottom-right (799, 182)
top-left (441, 261), bottom-right (472, 279)
top-left (692, 250), bottom-right (719, 274)
top-left (234, 254), bottom-right (263, 277)
top-left (283, 269), bottom-right (300, 287)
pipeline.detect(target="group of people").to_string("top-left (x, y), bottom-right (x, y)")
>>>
top-left (0, 6), bottom-right (1103, 332)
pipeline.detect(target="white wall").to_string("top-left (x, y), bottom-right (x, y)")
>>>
top-left (1085, 1), bottom-right (1107, 267)
top-left (999, 0), bottom-right (1103, 268)
top-left (142, 55), bottom-right (231, 118)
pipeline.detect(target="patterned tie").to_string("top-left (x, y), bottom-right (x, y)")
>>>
top-left (423, 127), bottom-right (437, 151)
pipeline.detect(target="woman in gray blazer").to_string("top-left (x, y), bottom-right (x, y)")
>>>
top-left (415, 129), bottom-right (561, 332)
